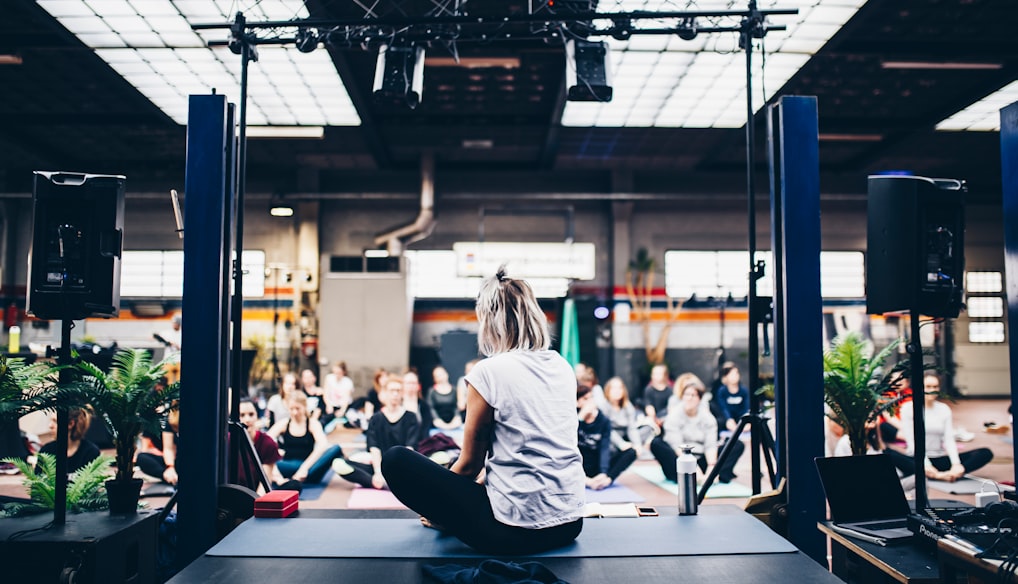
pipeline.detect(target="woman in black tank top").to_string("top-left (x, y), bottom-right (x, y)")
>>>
top-left (267, 391), bottom-right (342, 484)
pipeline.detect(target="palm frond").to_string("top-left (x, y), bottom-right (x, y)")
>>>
top-left (824, 333), bottom-right (906, 456)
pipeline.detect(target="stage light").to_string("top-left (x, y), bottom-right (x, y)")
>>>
top-left (269, 195), bottom-right (294, 217)
top-left (677, 18), bottom-right (698, 41)
top-left (565, 40), bottom-right (612, 102)
top-left (373, 45), bottom-right (426, 108)
top-left (295, 28), bottom-right (318, 53)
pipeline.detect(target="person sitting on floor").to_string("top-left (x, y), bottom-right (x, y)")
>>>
top-left (265, 372), bottom-right (298, 428)
top-left (427, 365), bottom-right (463, 432)
top-left (601, 376), bottom-right (656, 458)
top-left (714, 361), bottom-right (750, 434)
top-left (38, 407), bottom-right (101, 474)
top-left (650, 374), bottom-right (744, 484)
top-left (887, 373), bottom-right (993, 482)
top-left (267, 392), bottom-right (342, 485)
top-left (381, 266), bottom-right (584, 556)
top-left (235, 398), bottom-right (285, 493)
top-left (639, 363), bottom-right (672, 429)
top-left (323, 360), bottom-right (355, 433)
top-left (577, 385), bottom-right (637, 490)
top-left (137, 406), bottom-right (180, 486)
top-left (332, 376), bottom-right (420, 489)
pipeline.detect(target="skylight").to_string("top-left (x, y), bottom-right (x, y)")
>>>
top-left (37, 0), bottom-right (360, 127)
top-left (561, 0), bottom-right (868, 128)
top-left (936, 80), bottom-right (1018, 131)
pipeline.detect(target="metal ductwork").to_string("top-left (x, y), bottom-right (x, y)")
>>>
top-left (373, 152), bottom-right (436, 255)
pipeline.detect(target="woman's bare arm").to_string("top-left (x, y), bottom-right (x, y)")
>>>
top-left (450, 382), bottom-right (494, 479)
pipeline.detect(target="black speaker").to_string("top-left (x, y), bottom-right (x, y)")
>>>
top-left (27, 171), bottom-right (125, 320)
top-left (866, 175), bottom-right (965, 318)
top-left (0, 510), bottom-right (158, 584)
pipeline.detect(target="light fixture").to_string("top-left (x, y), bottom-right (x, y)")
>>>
top-left (269, 195), bottom-right (294, 217)
top-left (881, 61), bottom-right (1002, 70)
top-left (561, 0), bottom-right (866, 128)
top-left (373, 45), bottom-right (426, 108)
top-left (818, 133), bottom-right (883, 142)
top-left (565, 39), bottom-right (612, 102)
top-left (364, 249), bottom-right (390, 258)
top-left (245, 126), bottom-right (325, 139)
top-left (37, 0), bottom-right (361, 126)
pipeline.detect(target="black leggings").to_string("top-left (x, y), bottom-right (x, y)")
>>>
top-left (582, 447), bottom-right (637, 482)
top-left (885, 447), bottom-right (994, 478)
top-left (650, 436), bottom-right (745, 484)
top-left (381, 447), bottom-right (583, 556)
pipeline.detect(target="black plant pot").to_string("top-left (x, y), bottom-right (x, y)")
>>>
top-left (106, 478), bottom-right (143, 514)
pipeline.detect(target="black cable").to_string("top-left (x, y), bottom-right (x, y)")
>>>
top-left (6, 519), bottom-right (55, 541)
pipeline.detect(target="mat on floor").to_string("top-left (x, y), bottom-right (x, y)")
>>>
top-left (631, 465), bottom-right (754, 499)
top-left (207, 512), bottom-right (796, 559)
top-left (927, 476), bottom-right (1014, 495)
top-left (298, 469), bottom-right (335, 501)
top-left (346, 487), bottom-right (408, 509)
top-left (584, 483), bottom-right (645, 503)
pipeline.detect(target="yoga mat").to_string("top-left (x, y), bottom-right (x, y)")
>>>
top-left (631, 465), bottom-right (754, 499)
top-left (298, 469), bottom-right (335, 501)
top-left (207, 513), bottom-right (796, 558)
top-left (927, 476), bottom-right (1014, 495)
top-left (584, 484), bottom-right (645, 504)
top-left (346, 487), bottom-right (408, 509)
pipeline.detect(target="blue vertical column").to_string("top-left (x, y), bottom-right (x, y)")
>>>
top-left (1001, 101), bottom-right (1018, 485)
top-left (770, 95), bottom-right (825, 563)
top-left (178, 94), bottom-right (233, 565)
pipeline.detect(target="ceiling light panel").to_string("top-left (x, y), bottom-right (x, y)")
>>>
top-left (937, 80), bottom-right (1018, 132)
top-left (37, 0), bottom-right (360, 126)
top-left (562, 0), bottom-right (863, 128)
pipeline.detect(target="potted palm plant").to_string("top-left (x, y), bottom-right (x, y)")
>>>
top-left (822, 332), bottom-right (906, 456)
top-left (0, 348), bottom-right (179, 514)
top-left (71, 348), bottom-right (180, 513)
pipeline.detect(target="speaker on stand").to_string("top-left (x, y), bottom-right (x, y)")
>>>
top-left (866, 173), bottom-right (966, 515)
top-left (27, 171), bottom-right (125, 321)
top-left (866, 174), bottom-right (966, 319)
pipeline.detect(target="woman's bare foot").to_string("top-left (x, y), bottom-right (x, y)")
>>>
top-left (420, 516), bottom-right (448, 532)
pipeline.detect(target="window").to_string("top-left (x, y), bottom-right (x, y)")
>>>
top-left (965, 271), bottom-right (1006, 343)
top-left (405, 250), bottom-right (570, 299)
top-left (121, 250), bottom-right (265, 298)
top-left (663, 250), bottom-right (865, 300)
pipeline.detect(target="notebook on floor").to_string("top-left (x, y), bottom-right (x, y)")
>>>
top-left (815, 454), bottom-right (913, 541)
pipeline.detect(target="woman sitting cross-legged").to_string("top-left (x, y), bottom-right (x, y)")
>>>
top-left (577, 385), bottom-right (637, 490)
top-left (267, 391), bottom-right (342, 485)
top-left (650, 374), bottom-right (744, 484)
top-left (332, 376), bottom-right (420, 489)
top-left (382, 266), bottom-right (585, 556)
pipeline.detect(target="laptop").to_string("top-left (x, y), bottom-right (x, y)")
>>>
top-left (815, 454), bottom-right (914, 541)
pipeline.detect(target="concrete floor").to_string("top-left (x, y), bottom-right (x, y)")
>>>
top-left (1, 397), bottom-right (1013, 512)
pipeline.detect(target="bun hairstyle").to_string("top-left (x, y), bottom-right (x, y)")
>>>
top-left (476, 264), bottom-right (550, 356)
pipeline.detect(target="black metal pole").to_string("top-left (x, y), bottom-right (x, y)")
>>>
top-left (53, 319), bottom-right (73, 525)
top-left (909, 310), bottom-right (928, 513)
top-left (228, 23), bottom-right (252, 481)
top-left (742, 2), bottom-right (763, 495)
top-left (271, 269), bottom-right (280, 395)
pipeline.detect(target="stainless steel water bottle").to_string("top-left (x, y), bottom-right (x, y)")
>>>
top-left (677, 444), bottom-right (698, 515)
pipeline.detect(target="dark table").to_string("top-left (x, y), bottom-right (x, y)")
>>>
top-left (171, 506), bottom-right (841, 583)
top-left (818, 521), bottom-right (941, 584)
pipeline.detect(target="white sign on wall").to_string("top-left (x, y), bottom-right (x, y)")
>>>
top-left (453, 242), bottom-right (596, 280)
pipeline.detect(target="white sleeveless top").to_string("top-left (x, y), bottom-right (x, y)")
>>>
top-left (466, 350), bottom-right (585, 528)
